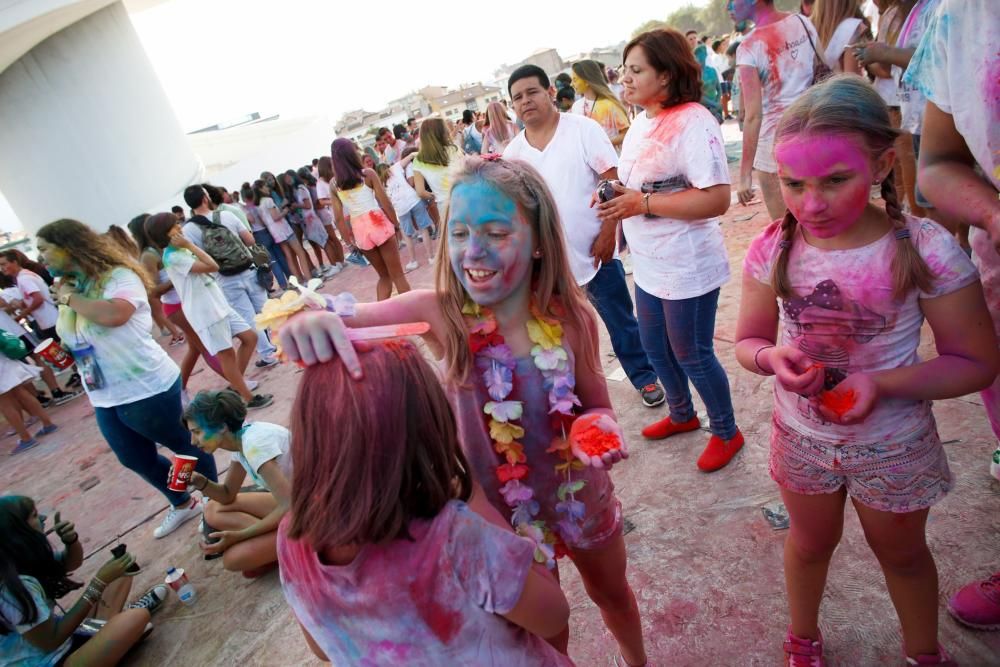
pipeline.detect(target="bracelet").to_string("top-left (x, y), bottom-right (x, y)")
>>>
top-left (643, 192), bottom-right (652, 217)
top-left (753, 344), bottom-right (775, 375)
top-left (89, 576), bottom-right (107, 592)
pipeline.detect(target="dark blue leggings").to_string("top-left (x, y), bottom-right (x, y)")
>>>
top-left (94, 377), bottom-right (217, 506)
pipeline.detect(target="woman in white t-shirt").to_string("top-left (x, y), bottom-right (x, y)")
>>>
top-left (811, 0), bottom-right (870, 73)
top-left (37, 219), bottom-right (219, 539)
top-left (145, 213), bottom-right (273, 412)
top-left (732, 0), bottom-right (819, 219)
top-left (597, 28), bottom-right (743, 473)
top-left (375, 152), bottom-right (435, 271)
top-left (314, 160), bottom-right (352, 273)
top-left (295, 168), bottom-right (345, 276)
top-left (239, 184), bottom-right (290, 290)
top-left (0, 252), bottom-right (59, 341)
top-left (183, 390), bottom-right (291, 577)
top-left (252, 180), bottom-right (311, 283)
top-left (412, 118), bottom-right (463, 224)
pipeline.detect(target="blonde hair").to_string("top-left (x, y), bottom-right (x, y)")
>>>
top-left (434, 155), bottom-right (600, 383)
top-left (810, 0), bottom-right (867, 50)
top-left (485, 101), bottom-right (516, 146)
top-left (416, 118), bottom-right (456, 166)
top-left (571, 60), bottom-right (629, 119)
top-left (37, 219), bottom-right (153, 291)
top-left (772, 75), bottom-right (934, 300)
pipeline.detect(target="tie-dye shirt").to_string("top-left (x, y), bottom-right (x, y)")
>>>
top-left (278, 501), bottom-right (572, 667)
top-left (56, 268), bottom-right (179, 408)
top-left (744, 215), bottom-right (978, 443)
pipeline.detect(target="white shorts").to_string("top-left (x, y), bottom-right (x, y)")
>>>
top-left (753, 130), bottom-right (777, 174)
top-left (196, 311), bottom-right (251, 356)
top-left (0, 356), bottom-right (40, 394)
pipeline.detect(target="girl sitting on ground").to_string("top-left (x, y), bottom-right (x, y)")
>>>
top-left (184, 390), bottom-right (291, 577)
top-left (277, 341), bottom-right (571, 664)
top-left (0, 495), bottom-right (165, 666)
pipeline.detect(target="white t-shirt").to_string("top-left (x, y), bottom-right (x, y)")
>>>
top-left (617, 103), bottom-right (732, 300)
top-left (162, 247), bottom-right (234, 332)
top-left (736, 14), bottom-right (818, 162)
top-left (822, 17), bottom-right (864, 72)
top-left (744, 216), bottom-right (978, 443)
top-left (412, 146), bottom-right (462, 207)
top-left (56, 268), bottom-right (179, 408)
top-left (503, 113), bottom-right (619, 286)
top-left (382, 140), bottom-right (403, 164)
top-left (232, 421), bottom-right (292, 491)
top-left (0, 287), bottom-right (26, 336)
top-left (906, 0), bottom-right (1000, 336)
top-left (385, 163), bottom-right (421, 216)
top-left (16, 271), bottom-right (57, 330)
top-left (0, 576), bottom-right (73, 667)
top-left (182, 209), bottom-right (248, 251)
top-left (895, 0), bottom-right (941, 135)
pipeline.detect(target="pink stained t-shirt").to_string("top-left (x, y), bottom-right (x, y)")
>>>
top-left (277, 501), bottom-right (573, 667)
top-left (743, 215), bottom-right (979, 443)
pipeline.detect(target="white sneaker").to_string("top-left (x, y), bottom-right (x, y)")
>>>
top-left (404, 261), bottom-right (418, 273)
top-left (246, 379), bottom-right (259, 392)
top-left (325, 264), bottom-right (342, 276)
top-left (153, 498), bottom-right (202, 539)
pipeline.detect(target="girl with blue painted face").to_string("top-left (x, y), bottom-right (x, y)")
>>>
top-left (278, 155), bottom-right (648, 666)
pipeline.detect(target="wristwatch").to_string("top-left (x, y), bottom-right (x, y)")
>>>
top-left (58, 292), bottom-right (73, 306)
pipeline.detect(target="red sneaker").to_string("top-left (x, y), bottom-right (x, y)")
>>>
top-left (947, 572), bottom-right (1000, 630)
top-left (641, 415), bottom-right (700, 440)
top-left (697, 430), bottom-right (745, 472)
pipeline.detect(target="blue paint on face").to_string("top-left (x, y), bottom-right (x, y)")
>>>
top-left (189, 417), bottom-right (225, 453)
top-left (447, 179), bottom-right (535, 307)
top-left (728, 0), bottom-right (755, 23)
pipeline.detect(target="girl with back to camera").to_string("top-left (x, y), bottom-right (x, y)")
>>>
top-left (329, 138), bottom-right (410, 300)
top-left (412, 118), bottom-right (462, 224)
top-left (278, 342), bottom-right (571, 664)
top-left (278, 156), bottom-right (648, 666)
top-left (481, 101), bottom-right (520, 154)
top-left (734, 75), bottom-right (997, 666)
top-left (570, 59), bottom-right (631, 150)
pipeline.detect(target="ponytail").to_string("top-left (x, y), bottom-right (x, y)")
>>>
top-left (882, 175), bottom-right (935, 298)
top-left (770, 211), bottom-right (798, 299)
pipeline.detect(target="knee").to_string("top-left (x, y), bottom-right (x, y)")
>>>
top-left (787, 530), bottom-right (841, 565)
top-left (204, 500), bottom-right (223, 525)
top-left (583, 576), bottom-right (636, 612)
top-left (866, 537), bottom-right (931, 574)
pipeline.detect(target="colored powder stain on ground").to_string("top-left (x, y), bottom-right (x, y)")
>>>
top-left (820, 388), bottom-right (857, 418)
top-left (573, 414), bottom-right (621, 457)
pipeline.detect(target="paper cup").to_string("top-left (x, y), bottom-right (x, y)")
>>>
top-left (167, 455), bottom-right (199, 492)
top-left (33, 339), bottom-right (74, 370)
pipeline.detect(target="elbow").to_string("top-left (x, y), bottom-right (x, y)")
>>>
top-left (708, 186), bottom-right (731, 217)
top-left (541, 597), bottom-right (571, 640)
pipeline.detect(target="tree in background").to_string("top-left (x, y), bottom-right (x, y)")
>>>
top-left (635, 0), bottom-right (800, 39)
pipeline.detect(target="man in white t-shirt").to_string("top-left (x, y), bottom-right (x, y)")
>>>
top-left (182, 186), bottom-right (277, 366)
top-left (0, 258), bottom-right (59, 341)
top-left (376, 127), bottom-right (404, 165)
top-left (504, 64), bottom-right (664, 408)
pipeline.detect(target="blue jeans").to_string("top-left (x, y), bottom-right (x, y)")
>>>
top-left (94, 377), bottom-right (217, 506)
top-left (585, 260), bottom-right (658, 390)
top-left (219, 268), bottom-right (277, 360)
top-left (253, 229), bottom-right (289, 289)
top-left (634, 285), bottom-right (737, 439)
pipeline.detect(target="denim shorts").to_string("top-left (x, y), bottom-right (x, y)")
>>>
top-left (399, 200), bottom-right (434, 237)
top-left (769, 418), bottom-right (951, 514)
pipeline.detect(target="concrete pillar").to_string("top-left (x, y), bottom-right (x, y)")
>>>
top-left (0, 1), bottom-right (198, 233)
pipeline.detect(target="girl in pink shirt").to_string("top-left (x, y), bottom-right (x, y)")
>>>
top-left (735, 76), bottom-right (997, 666)
top-left (277, 341), bottom-right (571, 666)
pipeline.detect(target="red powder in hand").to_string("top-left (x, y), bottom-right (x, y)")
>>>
top-left (820, 389), bottom-right (857, 418)
top-left (572, 414), bottom-right (621, 457)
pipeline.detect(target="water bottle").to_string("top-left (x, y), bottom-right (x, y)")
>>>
top-left (164, 567), bottom-right (197, 605)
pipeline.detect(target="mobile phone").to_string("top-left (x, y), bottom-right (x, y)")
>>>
top-left (597, 180), bottom-right (616, 203)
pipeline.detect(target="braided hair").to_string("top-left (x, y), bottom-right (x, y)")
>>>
top-left (770, 75), bottom-right (934, 300)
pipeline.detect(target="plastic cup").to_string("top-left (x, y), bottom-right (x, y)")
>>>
top-left (33, 339), bottom-right (74, 370)
top-left (167, 454), bottom-right (199, 492)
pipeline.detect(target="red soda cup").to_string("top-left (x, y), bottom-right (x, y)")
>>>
top-left (34, 339), bottom-right (74, 370)
top-left (167, 454), bottom-right (198, 492)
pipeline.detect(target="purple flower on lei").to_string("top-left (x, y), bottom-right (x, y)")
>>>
top-left (556, 519), bottom-right (583, 546)
top-left (555, 498), bottom-right (586, 522)
top-left (482, 363), bottom-right (513, 401)
top-left (511, 499), bottom-right (540, 526)
top-left (499, 480), bottom-right (534, 505)
top-left (475, 344), bottom-right (516, 372)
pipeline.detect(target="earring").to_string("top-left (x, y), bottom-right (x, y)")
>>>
top-left (532, 249), bottom-right (543, 258)
top-left (873, 179), bottom-right (881, 185)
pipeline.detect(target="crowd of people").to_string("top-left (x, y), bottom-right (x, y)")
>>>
top-left (1, 0), bottom-right (998, 665)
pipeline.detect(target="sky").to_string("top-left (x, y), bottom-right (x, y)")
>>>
top-left (129, 0), bottom-right (697, 131)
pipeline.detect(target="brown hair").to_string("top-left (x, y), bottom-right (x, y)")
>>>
top-left (143, 213), bottom-right (182, 251)
top-left (771, 75), bottom-right (934, 300)
top-left (623, 28), bottom-right (702, 108)
top-left (811, 0), bottom-right (868, 50)
top-left (434, 155), bottom-right (601, 384)
top-left (103, 225), bottom-right (139, 258)
top-left (36, 219), bottom-right (152, 290)
top-left (286, 341), bottom-right (473, 548)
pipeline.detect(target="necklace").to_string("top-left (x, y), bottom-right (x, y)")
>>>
top-left (464, 299), bottom-right (586, 568)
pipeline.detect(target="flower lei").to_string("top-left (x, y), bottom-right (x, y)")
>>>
top-left (464, 298), bottom-right (586, 568)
